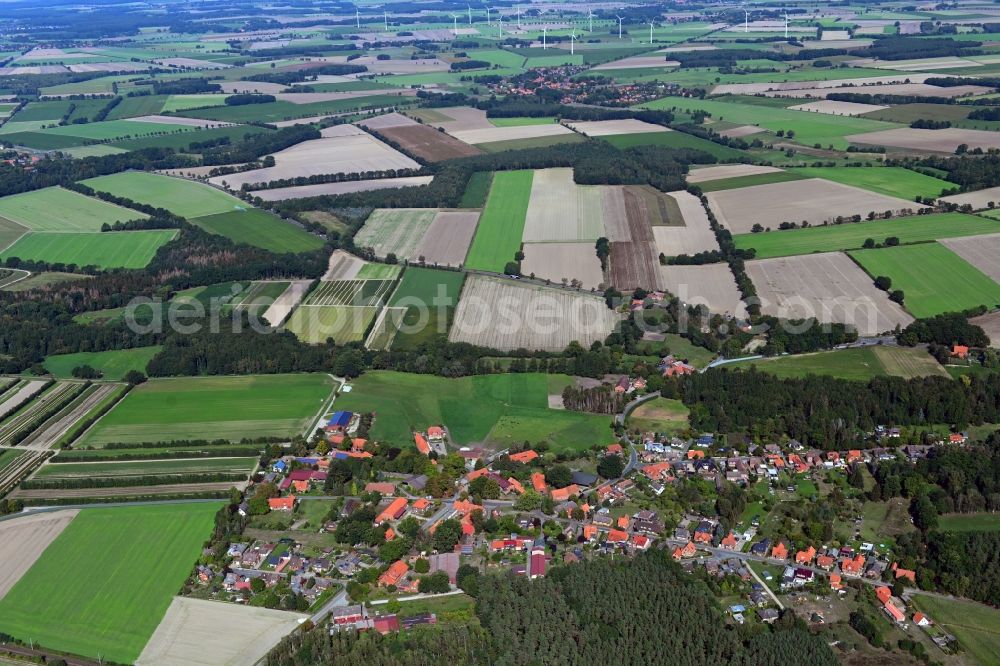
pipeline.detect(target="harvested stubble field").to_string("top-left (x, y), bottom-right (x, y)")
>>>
top-left (846, 127), bottom-right (1000, 153)
top-left (252, 176), bottom-right (435, 201)
top-left (940, 186), bottom-right (1000, 210)
top-left (686, 164), bottom-right (785, 184)
top-left (608, 186), bottom-right (667, 291)
top-left (0, 503), bottom-right (221, 664)
top-left (354, 209), bottom-right (437, 261)
top-left (850, 243), bottom-right (1000, 318)
top-left (209, 125), bottom-right (420, 189)
top-left (465, 170), bottom-right (532, 272)
top-left (706, 179), bottom-right (926, 234)
top-left (0, 509), bottom-right (78, 599)
top-left (746, 252), bottom-right (914, 336)
top-left (304, 279), bottom-right (394, 306)
top-left (787, 100), bottom-right (888, 116)
top-left (415, 211), bottom-right (479, 266)
top-left (448, 122), bottom-right (576, 145)
top-left (323, 250), bottom-right (365, 280)
top-left (733, 213), bottom-right (1000, 259)
top-left (449, 275), bottom-right (620, 352)
top-left (378, 123), bottom-right (483, 161)
top-left (76, 374), bottom-right (333, 447)
top-left (521, 242), bottom-right (605, 290)
top-left (970, 311), bottom-right (1000, 348)
top-left (261, 280), bottom-right (311, 326)
top-left (285, 305), bottom-right (377, 344)
top-left (522, 168), bottom-right (606, 242)
top-left (652, 190), bottom-right (720, 257)
top-left (659, 264), bottom-right (747, 317)
top-left (0, 229), bottom-right (178, 269)
top-left (940, 233), bottom-right (1000, 283)
top-left (565, 119), bottom-right (670, 136)
top-left (136, 597), bottom-right (307, 666)
top-left (0, 186), bottom-right (146, 231)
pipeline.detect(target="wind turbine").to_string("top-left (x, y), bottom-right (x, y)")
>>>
top-left (744, 8), bottom-right (750, 33)
top-left (516, 4), bottom-right (522, 28)
top-left (648, 21), bottom-right (654, 45)
top-left (542, 26), bottom-right (547, 49)
top-left (615, 14), bottom-right (624, 39)
top-left (467, 4), bottom-right (472, 24)
top-left (497, 13), bottom-right (503, 38)
top-left (588, 9), bottom-right (595, 32)
top-left (451, 13), bottom-right (459, 36)
top-left (570, 30), bottom-right (576, 55)
top-left (383, 10), bottom-right (388, 32)
top-left (355, 9), bottom-right (360, 29)
top-left (485, 4), bottom-right (491, 24)
top-left (784, 12), bottom-right (789, 39)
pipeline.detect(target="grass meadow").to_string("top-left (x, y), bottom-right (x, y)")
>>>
top-left (789, 167), bottom-right (954, 200)
top-left (464, 170), bottom-right (533, 272)
top-left (43, 346), bottom-right (163, 380)
top-left (81, 172), bottom-right (246, 219)
top-left (850, 243), bottom-right (1000, 318)
top-left (386, 267), bottom-right (466, 349)
top-left (0, 230), bottom-right (177, 269)
top-left (0, 503), bottom-right (221, 664)
top-left (190, 209), bottom-right (324, 253)
top-left (334, 370), bottom-right (612, 450)
top-left (725, 346), bottom-right (946, 381)
top-left (76, 374), bottom-right (333, 446)
top-left (733, 213), bottom-right (1000, 259)
top-left (0, 187), bottom-right (145, 231)
top-left (909, 594), bottom-right (1000, 666)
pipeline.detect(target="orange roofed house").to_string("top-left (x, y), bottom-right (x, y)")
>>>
top-left (795, 546), bottom-right (816, 565)
top-left (375, 497), bottom-right (408, 524)
top-left (379, 560), bottom-right (409, 587)
top-left (510, 450), bottom-right (539, 464)
top-left (531, 472), bottom-right (547, 493)
top-left (550, 484), bottom-right (580, 502)
top-left (414, 433), bottom-right (431, 456)
top-left (269, 496), bottom-right (296, 511)
top-left (770, 542), bottom-right (788, 560)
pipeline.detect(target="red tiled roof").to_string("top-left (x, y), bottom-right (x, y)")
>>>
top-left (414, 433), bottom-right (431, 455)
top-left (530, 472), bottom-right (547, 493)
top-left (607, 529), bottom-right (628, 543)
top-left (550, 484), bottom-right (579, 502)
top-left (268, 496), bottom-right (296, 511)
top-left (509, 450), bottom-right (539, 464)
top-left (771, 542), bottom-right (788, 560)
top-left (376, 497), bottom-right (408, 524)
top-left (379, 560), bottom-right (409, 587)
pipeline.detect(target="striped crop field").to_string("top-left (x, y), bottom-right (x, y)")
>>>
top-left (304, 279), bottom-right (394, 306)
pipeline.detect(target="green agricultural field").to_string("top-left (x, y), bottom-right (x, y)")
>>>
top-left (335, 371), bottom-right (612, 451)
top-left (237, 281), bottom-right (291, 315)
top-left (936, 513), bottom-right (1000, 532)
top-left (105, 94), bottom-right (170, 120)
top-left (76, 374), bottom-right (334, 446)
top-left (909, 594), bottom-right (1000, 666)
top-left (850, 243), bottom-right (1000, 318)
top-left (789, 167), bottom-right (953, 200)
top-left (602, 130), bottom-right (746, 160)
top-left (626, 397), bottom-right (690, 434)
top-left (386, 267), bottom-right (466, 349)
top-left (642, 96), bottom-right (903, 149)
top-left (0, 503), bottom-right (220, 664)
top-left (733, 213), bottom-right (1000, 258)
top-left (285, 305), bottom-right (376, 344)
top-left (43, 346), bottom-right (162, 380)
top-left (0, 448), bottom-right (23, 472)
top-left (175, 95), bottom-right (413, 123)
top-left (189, 209), bottom-right (323, 253)
top-left (489, 116), bottom-right (557, 127)
top-left (697, 171), bottom-right (806, 192)
top-left (33, 456), bottom-right (258, 479)
top-left (726, 346), bottom-right (946, 381)
top-left (81, 171), bottom-right (247, 219)
top-left (0, 230), bottom-right (177, 269)
top-left (459, 171), bottom-right (493, 208)
top-left (161, 93), bottom-right (229, 112)
top-left (355, 263), bottom-right (402, 279)
top-left (465, 170), bottom-right (532, 272)
top-left (23, 118), bottom-right (196, 141)
top-left (110, 124), bottom-right (273, 152)
top-left (0, 187), bottom-right (145, 232)
top-left (477, 133), bottom-right (586, 153)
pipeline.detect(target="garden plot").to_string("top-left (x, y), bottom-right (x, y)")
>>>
top-left (137, 597), bottom-right (306, 666)
top-left (706, 179), bottom-right (926, 234)
top-left (522, 168), bottom-right (606, 242)
top-left (940, 233), bottom-right (1000, 283)
top-left (449, 275), bottom-right (620, 352)
top-left (788, 100), bottom-right (888, 116)
top-left (521, 242), bottom-right (605, 290)
top-left (448, 123), bottom-right (576, 146)
top-left (940, 186), bottom-right (1000, 210)
top-left (652, 191), bottom-right (720, 257)
top-left (970, 311), bottom-right (1000, 348)
top-left (0, 510), bottom-right (78, 599)
top-left (252, 176), bottom-right (433, 201)
top-left (261, 280), bottom-right (312, 326)
top-left (354, 209), bottom-right (437, 260)
top-left (305, 279), bottom-right (394, 307)
top-left (660, 264), bottom-right (747, 318)
top-left (415, 211), bottom-right (480, 266)
top-left (208, 125), bottom-right (420, 189)
top-left (687, 164), bottom-right (784, 184)
top-left (323, 250), bottom-right (365, 280)
top-left (746, 252), bottom-right (914, 336)
top-left (565, 119), bottom-right (670, 136)
top-left (847, 127), bottom-right (1000, 153)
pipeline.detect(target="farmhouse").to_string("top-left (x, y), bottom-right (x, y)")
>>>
top-left (268, 496), bottom-right (296, 512)
top-left (375, 497), bottom-right (408, 524)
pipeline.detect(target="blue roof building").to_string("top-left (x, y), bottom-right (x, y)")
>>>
top-left (328, 411), bottom-right (353, 428)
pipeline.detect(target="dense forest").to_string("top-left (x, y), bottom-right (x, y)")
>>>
top-left (680, 369), bottom-right (1000, 447)
top-left (264, 550), bottom-right (837, 666)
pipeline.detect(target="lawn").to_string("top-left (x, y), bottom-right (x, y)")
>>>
top-left (42, 346), bottom-right (162, 380)
top-left (641, 96), bottom-right (903, 149)
top-left (602, 130), bottom-right (746, 160)
top-left (936, 513), bottom-right (1000, 532)
top-left (795, 477), bottom-right (819, 499)
top-left (733, 213), bottom-right (1000, 259)
top-left (81, 171), bottom-right (247, 219)
top-left (725, 346), bottom-right (945, 381)
top-left (789, 167), bottom-right (954, 200)
top-left (76, 374), bottom-right (334, 447)
top-left (189, 209), bottom-right (324, 253)
top-left (0, 187), bottom-right (145, 232)
top-left (909, 594), bottom-right (1000, 666)
top-left (0, 503), bottom-right (220, 664)
top-left (464, 170), bottom-right (533, 272)
top-left (334, 371), bottom-right (612, 451)
top-left (849, 242), bottom-right (1000, 318)
top-left (0, 230), bottom-right (178, 269)
top-left (626, 397), bottom-right (690, 434)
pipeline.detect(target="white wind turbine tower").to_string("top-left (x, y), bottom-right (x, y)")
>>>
top-left (355, 9), bottom-right (360, 29)
top-left (485, 4), bottom-right (491, 24)
top-left (467, 4), bottom-right (472, 24)
top-left (383, 10), bottom-right (388, 32)
top-left (497, 13), bottom-right (503, 38)
top-left (784, 12), bottom-right (789, 39)
top-left (648, 21), bottom-right (654, 45)
top-left (516, 4), bottom-right (522, 28)
top-left (542, 26), bottom-right (547, 49)
top-left (588, 9), bottom-right (595, 32)
top-left (451, 13), bottom-right (459, 35)
top-left (570, 30), bottom-right (576, 55)
top-left (616, 14), bottom-right (624, 39)
top-left (744, 7), bottom-right (750, 33)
